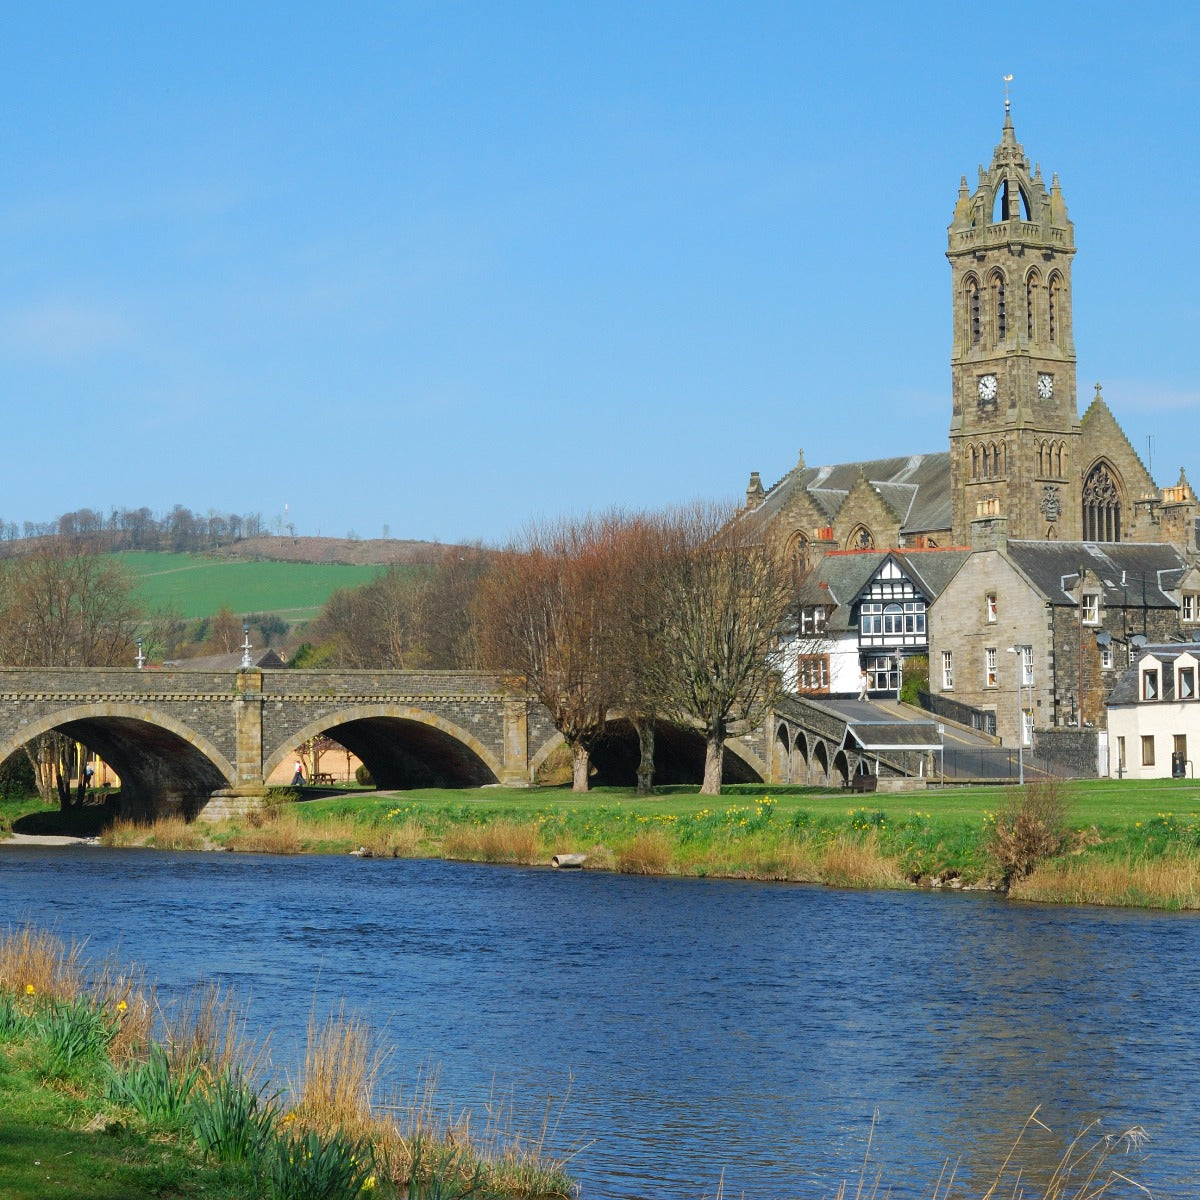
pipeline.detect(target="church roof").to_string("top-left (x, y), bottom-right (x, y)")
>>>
top-left (747, 451), bottom-right (953, 537)
top-left (1005, 541), bottom-right (1189, 608)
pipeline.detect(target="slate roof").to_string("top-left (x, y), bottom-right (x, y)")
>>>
top-left (745, 452), bottom-right (953, 538)
top-left (1005, 541), bottom-right (1189, 607)
top-left (166, 648), bottom-right (287, 670)
top-left (1107, 641), bottom-right (1200, 707)
top-left (797, 547), bottom-right (972, 633)
top-left (844, 721), bottom-right (944, 750)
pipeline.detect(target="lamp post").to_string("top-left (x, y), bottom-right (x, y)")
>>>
top-left (241, 622), bottom-right (253, 670)
top-left (1006, 644), bottom-right (1032, 785)
top-left (136, 638), bottom-right (145, 670)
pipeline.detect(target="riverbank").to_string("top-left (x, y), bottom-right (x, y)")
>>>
top-left (0, 926), bottom-right (573, 1200)
top-left (7, 778), bottom-right (1200, 909)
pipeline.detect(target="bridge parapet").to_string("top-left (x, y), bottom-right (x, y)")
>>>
top-left (259, 668), bottom-right (516, 699)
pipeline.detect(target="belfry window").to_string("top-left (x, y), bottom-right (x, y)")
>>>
top-left (1048, 276), bottom-right (1062, 344)
top-left (992, 275), bottom-right (1007, 342)
top-left (967, 279), bottom-right (981, 346)
top-left (1026, 272), bottom-right (1039, 340)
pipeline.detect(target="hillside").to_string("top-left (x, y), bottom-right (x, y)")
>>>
top-left (205, 535), bottom-right (458, 566)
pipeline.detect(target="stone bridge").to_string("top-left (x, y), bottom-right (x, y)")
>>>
top-left (0, 667), bottom-right (805, 817)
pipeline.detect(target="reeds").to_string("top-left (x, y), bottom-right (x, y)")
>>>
top-left (616, 829), bottom-right (674, 874)
top-left (1012, 854), bottom-right (1200, 909)
top-left (442, 819), bottom-right (543, 864)
top-left (99, 815), bottom-right (210, 850)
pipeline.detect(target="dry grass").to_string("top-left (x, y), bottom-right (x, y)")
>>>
top-left (819, 833), bottom-right (907, 890)
top-left (1012, 853), bottom-right (1200, 909)
top-left (157, 980), bottom-right (267, 1081)
top-left (224, 810), bottom-right (306, 855)
top-left (615, 829), bottom-right (674, 875)
top-left (99, 815), bottom-right (209, 851)
top-left (289, 1005), bottom-right (390, 1136)
top-left (442, 820), bottom-right (543, 864)
top-left (0, 925), bottom-right (87, 1002)
top-left (357, 818), bottom-right (426, 859)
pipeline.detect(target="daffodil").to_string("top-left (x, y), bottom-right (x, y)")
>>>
top-left (24, 984), bottom-right (34, 996)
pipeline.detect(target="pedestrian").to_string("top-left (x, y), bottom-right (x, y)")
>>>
top-left (857, 669), bottom-right (869, 702)
top-left (84, 763), bottom-right (95, 791)
top-left (291, 760), bottom-right (305, 786)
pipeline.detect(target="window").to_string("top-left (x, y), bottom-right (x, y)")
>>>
top-left (799, 606), bottom-right (827, 636)
top-left (798, 655), bottom-right (829, 692)
top-left (1142, 735), bottom-right (1155, 767)
top-left (1142, 669), bottom-right (1159, 701)
top-left (860, 602), bottom-right (881, 635)
top-left (986, 593), bottom-right (997, 623)
top-left (1175, 734), bottom-right (1188, 760)
top-left (1021, 645), bottom-right (1034, 687)
top-left (942, 650), bottom-right (954, 690)
top-left (1180, 667), bottom-right (1195, 700)
top-left (1081, 593), bottom-right (1100, 624)
top-left (1183, 593), bottom-right (1198, 623)
top-left (985, 648), bottom-right (997, 688)
top-left (1021, 708), bottom-right (1034, 748)
top-left (1100, 644), bottom-right (1114, 670)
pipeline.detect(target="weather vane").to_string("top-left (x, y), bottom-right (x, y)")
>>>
top-left (1003, 73), bottom-right (1013, 114)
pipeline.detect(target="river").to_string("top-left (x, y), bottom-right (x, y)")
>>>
top-left (1, 845), bottom-right (1195, 1198)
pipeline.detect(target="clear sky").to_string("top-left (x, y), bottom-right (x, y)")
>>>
top-left (2, 3), bottom-right (1196, 545)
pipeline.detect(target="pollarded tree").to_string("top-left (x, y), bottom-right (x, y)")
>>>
top-left (649, 504), bottom-right (796, 796)
top-left (476, 518), bottom-right (626, 792)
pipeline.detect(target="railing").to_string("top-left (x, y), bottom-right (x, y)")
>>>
top-left (918, 691), bottom-right (997, 737)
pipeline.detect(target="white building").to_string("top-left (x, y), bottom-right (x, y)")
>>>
top-left (1106, 642), bottom-right (1200, 779)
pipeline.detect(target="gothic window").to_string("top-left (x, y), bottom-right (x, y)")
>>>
top-left (969, 444), bottom-right (979, 480)
top-left (1025, 270), bottom-right (1040, 340)
top-left (849, 525), bottom-right (874, 551)
top-left (1048, 273), bottom-right (1063, 344)
top-left (1055, 441), bottom-right (1065, 478)
top-left (966, 277), bottom-right (981, 346)
top-left (997, 441), bottom-right (1005, 476)
top-left (787, 531), bottom-right (811, 577)
top-left (991, 272), bottom-right (1007, 343)
top-left (1083, 461), bottom-right (1123, 541)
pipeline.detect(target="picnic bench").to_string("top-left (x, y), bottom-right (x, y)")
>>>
top-left (846, 773), bottom-right (878, 793)
top-left (309, 772), bottom-right (335, 787)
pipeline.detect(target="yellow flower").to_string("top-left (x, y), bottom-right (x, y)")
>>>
top-left (117, 1000), bottom-right (128, 1012)
top-left (362, 1177), bottom-right (378, 1192)
top-left (24, 984), bottom-right (34, 995)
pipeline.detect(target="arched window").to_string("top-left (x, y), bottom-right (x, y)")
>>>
top-left (1025, 270), bottom-right (1040, 340)
top-left (965, 277), bottom-right (981, 346)
top-left (1083, 461), bottom-right (1123, 541)
top-left (969, 444), bottom-right (979, 480)
top-left (1038, 440), bottom-right (1049, 477)
top-left (1056, 442), bottom-right (1066, 478)
top-left (848, 525), bottom-right (875, 551)
top-left (991, 272), bottom-right (1007, 343)
top-left (786, 531), bottom-right (811, 578)
top-left (1048, 273), bottom-right (1063, 344)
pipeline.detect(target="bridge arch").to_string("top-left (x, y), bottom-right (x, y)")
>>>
top-left (265, 704), bottom-right (504, 790)
top-left (0, 702), bottom-right (236, 813)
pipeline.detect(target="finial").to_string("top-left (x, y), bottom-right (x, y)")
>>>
top-left (1003, 73), bottom-right (1013, 116)
top-left (797, 448), bottom-right (806, 470)
top-left (1094, 381), bottom-right (1103, 403)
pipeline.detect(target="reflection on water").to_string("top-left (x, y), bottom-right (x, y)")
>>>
top-left (1, 846), bottom-right (1196, 1199)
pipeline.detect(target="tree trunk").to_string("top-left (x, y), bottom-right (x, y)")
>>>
top-left (570, 741), bottom-right (591, 793)
top-left (700, 732), bottom-right (725, 796)
top-left (635, 717), bottom-right (655, 796)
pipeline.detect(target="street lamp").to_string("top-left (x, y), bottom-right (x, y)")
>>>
top-left (1006, 644), bottom-right (1032, 785)
top-left (241, 622), bottom-right (253, 670)
top-left (136, 638), bottom-right (145, 670)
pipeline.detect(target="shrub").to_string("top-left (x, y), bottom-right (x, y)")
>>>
top-left (105, 1044), bottom-right (202, 1125)
top-left (268, 1127), bottom-right (374, 1200)
top-left (987, 778), bottom-right (1071, 887)
top-left (32, 996), bottom-right (117, 1076)
top-left (0, 751), bottom-right (36, 798)
top-left (188, 1070), bottom-right (279, 1164)
top-left (355, 764), bottom-right (374, 786)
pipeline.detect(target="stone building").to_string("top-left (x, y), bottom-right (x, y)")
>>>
top-left (742, 103), bottom-right (1199, 560)
top-left (741, 104), bottom-right (1199, 720)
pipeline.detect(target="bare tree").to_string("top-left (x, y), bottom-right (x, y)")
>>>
top-left (207, 605), bottom-right (244, 655)
top-left (477, 518), bottom-right (625, 792)
top-left (0, 538), bottom-right (140, 806)
top-left (649, 505), bottom-right (795, 796)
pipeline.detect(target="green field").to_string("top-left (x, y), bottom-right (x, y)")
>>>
top-left (117, 552), bottom-right (388, 621)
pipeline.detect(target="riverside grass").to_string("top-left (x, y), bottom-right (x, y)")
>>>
top-left (9, 776), bottom-right (1200, 906)
top-left (0, 926), bottom-right (575, 1200)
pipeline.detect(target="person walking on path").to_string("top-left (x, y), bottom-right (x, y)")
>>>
top-left (291, 760), bottom-right (305, 786)
top-left (857, 669), bottom-right (869, 702)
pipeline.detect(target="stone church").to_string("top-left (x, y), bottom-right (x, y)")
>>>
top-left (742, 105), bottom-right (1199, 561)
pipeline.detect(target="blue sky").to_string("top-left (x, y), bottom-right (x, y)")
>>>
top-left (2, 3), bottom-right (1196, 545)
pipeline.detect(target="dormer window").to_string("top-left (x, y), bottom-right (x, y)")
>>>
top-left (1081, 593), bottom-right (1100, 624)
top-left (799, 606), bottom-right (827, 636)
top-left (1183, 593), bottom-right (1198, 623)
top-left (1142, 668), bottom-right (1159, 701)
top-left (1180, 667), bottom-right (1196, 700)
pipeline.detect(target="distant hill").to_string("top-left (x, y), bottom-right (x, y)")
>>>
top-left (203, 535), bottom-right (456, 566)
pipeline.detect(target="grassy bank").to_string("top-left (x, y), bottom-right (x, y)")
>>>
top-left (0, 926), bottom-right (573, 1200)
top-left (6, 777), bottom-right (1200, 907)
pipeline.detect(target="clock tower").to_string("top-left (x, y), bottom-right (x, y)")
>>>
top-left (948, 104), bottom-right (1081, 542)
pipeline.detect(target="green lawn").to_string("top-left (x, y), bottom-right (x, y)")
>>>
top-left (116, 551), bottom-right (390, 621)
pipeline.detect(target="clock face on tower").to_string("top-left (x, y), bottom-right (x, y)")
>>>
top-left (1037, 373), bottom-right (1054, 399)
top-left (978, 374), bottom-right (998, 403)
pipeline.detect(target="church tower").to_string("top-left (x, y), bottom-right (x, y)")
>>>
top-left (948, 104), bottom-right (1081, 543)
